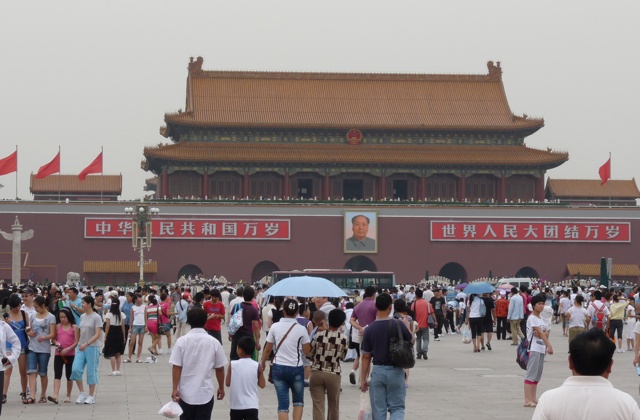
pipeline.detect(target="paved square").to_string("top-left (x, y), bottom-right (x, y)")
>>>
top-left (2, 326), bottom-right (639, 419)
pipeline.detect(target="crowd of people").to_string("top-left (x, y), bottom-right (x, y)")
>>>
top-left (1, 280), bottom-right (640, 419)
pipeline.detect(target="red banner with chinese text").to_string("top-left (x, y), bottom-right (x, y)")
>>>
top-left (85, 218), bottom-right (290, 240)
top-left (431, 221), bottom-right (630, 242)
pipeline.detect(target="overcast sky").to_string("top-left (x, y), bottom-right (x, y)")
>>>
top-left (1, 1), bottom-right (638, 200)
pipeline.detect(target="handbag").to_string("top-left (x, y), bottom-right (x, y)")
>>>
top-left (21, 310), bottom-right (31, 354)
top-left (388, 320), bottom-right (415, 369)
top-left (228, 303), bottom-right (244, 335)
top-left (516, 334), bottom-right (533, 370)
top-left (268, 323), bottom-right (297, 383)
top-left (157, 306), bottom-right (165, 334)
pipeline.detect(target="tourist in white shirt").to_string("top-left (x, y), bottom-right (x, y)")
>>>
top-left (524, 294), bottom-right (553, 408)
top-left (626, 297), bottom-right (636, 351)
top-left (533, 328), bottom-right (640, 419)
top-left (170, 308), bottom-right (228, 420)
top-left (586, 290), bottom-right (610, 330)
top-left (260, 299), bottom-right (311, 420)
top-left (565, 295), bottom-right (588, 343)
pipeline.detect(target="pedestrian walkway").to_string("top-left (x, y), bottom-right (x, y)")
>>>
top-left (2, 327), bottom-right (639, 419)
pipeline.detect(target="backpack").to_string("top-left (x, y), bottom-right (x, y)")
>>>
top-left (479, 298), bottom-right (487, 317)
top-left (591, 302), bottom-right (606, 329)
top-left (228, 302), bottom-right (244, 335)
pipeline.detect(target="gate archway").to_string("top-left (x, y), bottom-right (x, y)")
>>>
top-left (515, 266), bottom-right (539, 279)
top-left (177, 264), bottom-right (203, 280)
top-left (251, 261), bottom-right (280, 283)
top-left (438, 262), bottom-right (468, 283)
top-left (344, 256), bottom-right (377, 272)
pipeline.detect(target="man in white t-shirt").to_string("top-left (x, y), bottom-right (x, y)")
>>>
top-left (558, 290), bottom-right (572, 336)
top-left (533, 328), bottom-right (640, 420)
top-left (221, 287), bottom-right (230, 324)
top-left (170, 308), bottom-right (228, 419)
top-left (404, 287), bottom-right (416, 303)
top-left (565, 295), bottom-right (588, 343)
top-left (586, 290), bottom-right (609, 331)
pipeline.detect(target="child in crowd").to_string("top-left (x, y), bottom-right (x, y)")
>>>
top-left (626, 297), bottom-right (636, 351)
top-left (225, 336), bottom-right (265, 420)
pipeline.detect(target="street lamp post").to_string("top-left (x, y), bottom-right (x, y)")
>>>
top-left (124, 204), bottom-right (159, 287)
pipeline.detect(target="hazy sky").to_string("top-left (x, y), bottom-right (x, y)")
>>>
top-left (1, 1), bottom-right (638, 200)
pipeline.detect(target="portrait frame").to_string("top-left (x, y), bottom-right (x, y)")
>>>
top-left (344, 210), bottom-right (378, 254)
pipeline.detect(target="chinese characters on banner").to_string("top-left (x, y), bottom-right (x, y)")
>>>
top-left (431, 221), bottom-right (630, 242)
top-left (85, 218), bottom-right (290, 240)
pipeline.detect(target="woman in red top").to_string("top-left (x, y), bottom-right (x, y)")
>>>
top-left (156, 293), bottom-right (174, 355)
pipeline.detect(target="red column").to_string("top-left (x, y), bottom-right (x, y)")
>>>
top-left (324, 174), bottom-right (331, 200)
top-left (380, 174), bottom-right (386, 200)
top-left (459, 174), bottom-right (466, 201)
top-left (420, 175), bottom-right (426, 200)
top-left (501, 174), bottom-right (506, 202)
top-left (162, 170), bottom-right (168, 198)
top-left (202, 169), bottom-right (209, 198)
top-left (243, 173), bottom-right (250, 198)
top-left (537, 175), bottom-right (545, 201)
top-left (284, 171), bottom-right (290, 198)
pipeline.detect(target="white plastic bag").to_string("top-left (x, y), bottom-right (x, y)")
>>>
top-left (359, 391), bottom-right (372, 420)
top-left (460, 324), bottom-right (472, 344)
top-left (158, 401), bottom-right (183, 418)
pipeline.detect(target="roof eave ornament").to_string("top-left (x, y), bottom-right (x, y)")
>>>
top-left (188, 56), bottom-right (204, 75)
top-left (487, 60), bottom-right (502, 80)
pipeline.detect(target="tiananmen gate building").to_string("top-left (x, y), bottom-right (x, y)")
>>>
top-left (2, 58), bottom-right (640, 286)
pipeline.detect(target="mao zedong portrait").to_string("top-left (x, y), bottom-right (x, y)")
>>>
top-left (345, 214), bottom-right (376, 251)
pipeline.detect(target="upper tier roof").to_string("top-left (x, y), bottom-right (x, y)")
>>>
top-left (546, 179), bottom-right (640, 199)
top-left (162, 57), bottom-right (544, 135)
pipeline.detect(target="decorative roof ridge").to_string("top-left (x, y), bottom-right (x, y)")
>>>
top-left (186, 56), bottom-right (504, 82)
top-left (548, 178), bottom-right (637, 182)
top-left (522, 145), bottom-right (568, 156)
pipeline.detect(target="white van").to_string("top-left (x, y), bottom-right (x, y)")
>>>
top-left (495, 277), bottom-right (533, 291)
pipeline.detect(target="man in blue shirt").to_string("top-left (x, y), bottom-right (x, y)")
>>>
top-left (360, 293), bottom-right (412, 420)
top-left (65, 287), bottom-right (84, 324)
top-left (507, 287), bottom-right (524, 346)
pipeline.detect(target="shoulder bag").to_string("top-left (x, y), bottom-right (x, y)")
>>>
top-left (157, 306), bottom-right (165, 334)
top-left (516, 334), bottom-right (533, 370)
top-left (228, 303), bottom-right (244, 335)
top-left (21, 310), bottom-right (31, 354)
top-left (268, 322), bottom-right (297, 383)
top-left (388, 319), bottom-right (415, 369)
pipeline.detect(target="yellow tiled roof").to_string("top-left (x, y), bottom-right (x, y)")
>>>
top-left (83, 261), bottom-right (158, 274)
top-left (547, 179), bottom-right (640, 199)
top-left (30, 175), bottom-right (122, 194)
top-left (163, 58), bottom-right (544, 133)
top-left (144, 142), bottom-right (567, 168)
top-left (566, 263), bottom-right (640, 277)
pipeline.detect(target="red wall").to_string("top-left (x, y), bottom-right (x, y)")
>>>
top-left (1, 203), bottom-right (639, 285)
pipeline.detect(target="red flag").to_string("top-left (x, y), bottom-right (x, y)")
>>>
top-left (598, 157), bottom-right (611, 185)
top-left (78, 152), bottom-right (103, 181)
top-left (35, 152), bottom-right (60, 179)
top-left (0, 151), bottom-right (17, 176)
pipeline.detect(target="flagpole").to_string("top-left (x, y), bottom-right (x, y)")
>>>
top-left (609, 152), bottom-right (612, 208)
top-left (58, 146), bottom-right (61, 203)
top-left (101, 146), bottom-right (104, 203)
top-left (14, 145), bottom-right (18, 200)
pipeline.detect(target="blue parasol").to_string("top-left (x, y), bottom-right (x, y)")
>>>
top-left (265, 276), bottom-right (347, 298)
top-left (462, 282), bottom-right (495, 295)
